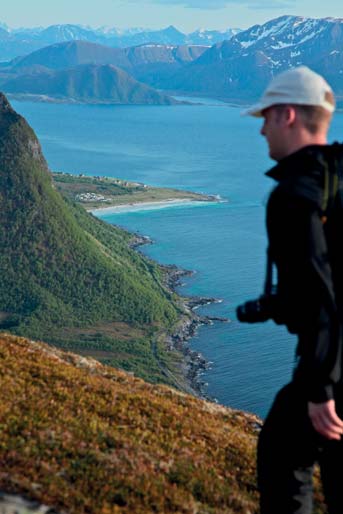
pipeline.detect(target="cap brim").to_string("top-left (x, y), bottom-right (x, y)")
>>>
top-left (241, 103), bottom-right (265, 117)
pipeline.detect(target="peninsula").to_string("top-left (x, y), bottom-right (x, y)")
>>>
top-left (52, 171), bottom-right (220, 211)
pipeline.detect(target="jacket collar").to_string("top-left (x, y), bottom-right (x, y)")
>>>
top-left (265, 144), bottom-right (341, 182)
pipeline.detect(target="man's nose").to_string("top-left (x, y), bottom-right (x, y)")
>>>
top-left (260, 123), bottom-right (266, 136)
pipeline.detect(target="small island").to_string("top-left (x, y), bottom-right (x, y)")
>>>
top-left (52, 171), bottom-right (221, 212)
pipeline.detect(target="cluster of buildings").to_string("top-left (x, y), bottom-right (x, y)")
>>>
top-left (75, 192), bottom-right (112, 203)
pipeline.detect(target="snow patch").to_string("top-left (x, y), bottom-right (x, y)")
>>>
top-left (140, 44), bottom-right (176, 49)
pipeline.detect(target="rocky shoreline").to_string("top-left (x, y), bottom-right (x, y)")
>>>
top-left (131, 233), bottom-right (229, 400)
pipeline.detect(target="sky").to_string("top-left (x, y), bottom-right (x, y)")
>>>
top-left (1, 0), bottom-right (343, 33)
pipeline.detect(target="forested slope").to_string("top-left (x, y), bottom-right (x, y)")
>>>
top-left (0, 92), bottom-right (184, 384)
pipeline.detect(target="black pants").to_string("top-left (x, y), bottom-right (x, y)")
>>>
top-left (258, 381), bottom-right (343, 514)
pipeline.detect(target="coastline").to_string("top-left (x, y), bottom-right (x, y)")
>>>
top-left (165, 265), bottom-right (229, 400)
top-left (54, 169), bottom-right (225, 397)
top-left (88, 197), bottom-right (221, 215)
top-left (131, 234), bottom-right (229, 400)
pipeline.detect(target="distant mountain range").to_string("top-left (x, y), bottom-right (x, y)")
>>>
top-left (0, 23), bottom-right (241, 61)
top-left (1, 16), bottom-right (343, 105)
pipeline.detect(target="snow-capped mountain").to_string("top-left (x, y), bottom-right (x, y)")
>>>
top-left (94, 26), bottom-right (147, 37)
top-left (33, 24), bottom-right (101, 44)
top-left (10, 27), bottom-right (44, 36)
top-left (233, 15), bottom-right (343, 65)
top-left (162, 15), bottom-right (343, 102)
top-left (187, 28), bottom-right (241, 45)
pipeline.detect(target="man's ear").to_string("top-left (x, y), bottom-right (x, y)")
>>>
top-left (283, 105), bottom-right (297, 127)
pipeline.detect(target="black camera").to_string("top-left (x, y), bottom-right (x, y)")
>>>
top-left (236, 294), bottom-right (279, 323)
top-left (236, 248), bottom-right (285, 324)
top-left (236, 249), bottom-right (290, 325)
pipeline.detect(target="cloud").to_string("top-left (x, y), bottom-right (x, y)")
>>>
top-left (248, 1), bottom-right (296, 9)
top-left (141, 0), bottom-right (296, 9)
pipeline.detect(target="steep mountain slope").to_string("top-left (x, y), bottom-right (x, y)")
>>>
top-left (0, 92), bottom-right (180, 354)
top-left (2, 63), bottom-right (179, 104)
top-left (163, 15), bottom-right (343, 102)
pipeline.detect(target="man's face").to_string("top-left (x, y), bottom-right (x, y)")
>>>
top-left (260, 105), bottom-right (289, 161)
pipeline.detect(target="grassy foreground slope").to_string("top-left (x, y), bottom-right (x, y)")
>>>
top-left (0, 333), bottom-right (260, 514)
top-left (0, 334), bottom-right (328, 514)
top-left (0, 91), bottom-right (186, 384)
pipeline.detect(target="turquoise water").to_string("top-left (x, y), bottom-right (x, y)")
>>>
top-left (12, 100), bottom-right (343, 418)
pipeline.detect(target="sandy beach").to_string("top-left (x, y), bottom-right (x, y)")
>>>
top-left (88, 198), bottom-right (220, 215)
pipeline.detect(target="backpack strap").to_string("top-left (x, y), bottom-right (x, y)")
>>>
top-left (320, 142), bottom-right (342, 224)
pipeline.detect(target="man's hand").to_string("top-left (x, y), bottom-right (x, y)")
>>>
top-left (308, 400), bottom-right (343, 440)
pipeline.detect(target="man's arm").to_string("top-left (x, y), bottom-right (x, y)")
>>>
top-left (305, 207), bottom-right (343, 439)
top-left (293, 206), bottom-right (341, 403)
top-left (267, 189), bottom-right (343, 438)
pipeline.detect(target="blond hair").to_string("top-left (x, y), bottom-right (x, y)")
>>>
top-left (294, 94), bottom-right (334, 134)
top-left (274, 92), bottom-right (335, 134)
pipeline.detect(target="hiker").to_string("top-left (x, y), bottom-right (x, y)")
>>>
top-left (237, 66), bottom-right (343, 514)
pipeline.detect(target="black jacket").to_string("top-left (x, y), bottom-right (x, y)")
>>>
top-left (266, 143), bottom-right (343, 403)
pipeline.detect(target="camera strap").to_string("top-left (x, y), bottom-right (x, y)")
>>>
top-left (264, 247), bottom-right (276, 296)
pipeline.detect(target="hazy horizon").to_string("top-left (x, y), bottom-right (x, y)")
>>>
top-left (1, 0), bottom-right (342, 33)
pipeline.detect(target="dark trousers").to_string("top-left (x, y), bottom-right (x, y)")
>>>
top-left (257, 381), bottom-right (343, 514)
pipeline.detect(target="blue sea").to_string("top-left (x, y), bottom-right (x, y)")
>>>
top-left (12, 100), bottom-right (343, 419)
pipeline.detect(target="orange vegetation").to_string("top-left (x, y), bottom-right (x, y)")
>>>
top-left (0, 334), bottom-right (326, 513)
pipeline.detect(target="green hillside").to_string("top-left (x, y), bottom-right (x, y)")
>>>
top-left (0, 92), bottom-right (186, 385)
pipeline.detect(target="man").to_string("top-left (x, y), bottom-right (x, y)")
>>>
top-left (239, 66), bottom-right (343, 513)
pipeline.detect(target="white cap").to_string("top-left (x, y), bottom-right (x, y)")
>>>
top-left (242, 66), bottom-right (335, 117)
